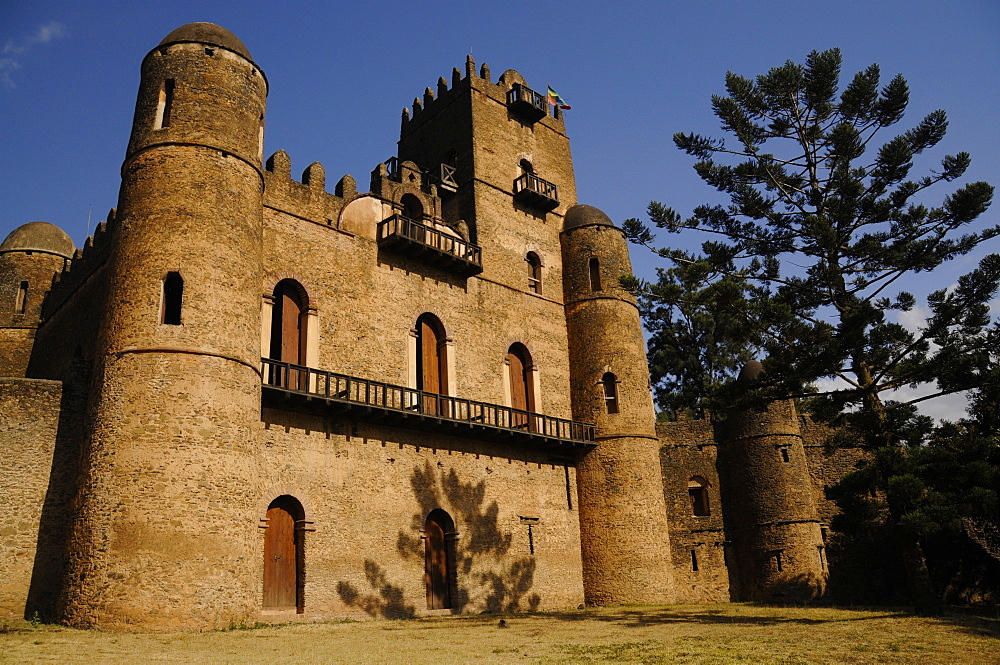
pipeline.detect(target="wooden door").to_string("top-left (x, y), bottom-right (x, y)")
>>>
top-left (419, 317), bottom-right (447, 415)
top-left (508, 349), bottom-right (531, 429)
top-left (281, 290), bottom-right (304, 389)
top-left (424, 517), bottom-right (451, 609)
top-left (264, 504), bottom-right (297, 609)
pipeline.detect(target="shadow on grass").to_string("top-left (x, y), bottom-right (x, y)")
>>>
top-left (532, 602), bottom-right (1000, 639)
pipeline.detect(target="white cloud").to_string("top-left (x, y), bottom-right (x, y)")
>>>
top-left (1, 21), bottom-right (66, 88)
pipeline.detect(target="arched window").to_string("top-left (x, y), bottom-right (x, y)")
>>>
top-left (269, 279), bottom-right (308, 388)
top-left (688, 476), bottom-right (711, 517)
top-left (601, 372), bottom-right (619, 414)
top-left (424, 509), bottom-right (455, 610)
top-left (589, 257), bottom-right (602, 291)
top-left (161, 272), bottom-right (183, 325)
top-left (264, 495), bottom-right (306, 612)
top-left (526, 252), bottom-right (542, 294)
top-left (415, 313), bottom-right (448, 415)
top-left (519, 158), bottom-right (534, 174)
top-left (507, 343), bottom-right (535, 430)
top-left (401, 193), bottom-right (424, 221)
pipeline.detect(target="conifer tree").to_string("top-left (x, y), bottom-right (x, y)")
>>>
top-left (623, 48), bottom-right (998, 612)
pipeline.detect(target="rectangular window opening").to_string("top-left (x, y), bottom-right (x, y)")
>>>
top-left (690, 549), bottom-right (699, 572)
top-left (772, 550), bottom-right (784, 572)
top-left (589, 257), bottom-right (602, 291)
top-left (779, 446), bottom-right (791, 463)
top-left (161, 271), bottom-right (183, 325)
top-left (155, 79), bottom-right (175, 129)
top-left (15, 280), bottom-right (28, 314)
top-left (818, 546), bottom-right (826, 569)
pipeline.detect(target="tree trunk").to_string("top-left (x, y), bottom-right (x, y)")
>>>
top-left (896, 529), bottom-right (940, 615)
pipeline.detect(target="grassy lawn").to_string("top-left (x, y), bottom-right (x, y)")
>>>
top-left (1, 604), bottom-right (997, 664)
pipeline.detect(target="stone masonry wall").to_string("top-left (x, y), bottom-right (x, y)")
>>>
top-left (260, 406), bottom-right (584, 617)
top-left (0, 379), bottom-right (67, 618)
top-left (658, 419), bottom-right (731, 603)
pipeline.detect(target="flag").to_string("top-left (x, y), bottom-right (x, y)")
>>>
top-left (547, 86), bottom-right (571, 110)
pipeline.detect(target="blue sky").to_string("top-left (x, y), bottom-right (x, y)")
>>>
top-left (2, 1), bottom-right (997, 417)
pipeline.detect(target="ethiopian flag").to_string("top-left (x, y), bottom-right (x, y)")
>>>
top-left (547, 86), bottom-right (571, 110)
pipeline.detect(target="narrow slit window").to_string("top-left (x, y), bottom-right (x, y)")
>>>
top-left (772, 550), bottom-right (783, 572)
top-left (601, 372), bottom-right (619, 414)
top-left (161, 272), bottom-right (183, 325)
top-left (15, 280), bottom-right (28, 314)
top-left (779, 445), bottom-right (791, 463)
top-left (589, 257), bottom-right (602, 291)
top-left (155, 79), bottom-right (175, 129)
top-left (691, 549), bottom-right (699, 572)
top-left (818, 546), bottom-right (826, 569)
top-left (526, 252), bottom-right (542, 294)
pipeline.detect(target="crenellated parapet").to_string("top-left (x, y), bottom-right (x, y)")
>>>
top-left (401, 56), bottom-right (566, 137)
top-left (263, 149), bottom-right (359, 231)
top-left (41, 211), bottom-right (115, 320)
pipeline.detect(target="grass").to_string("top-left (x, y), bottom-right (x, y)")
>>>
top-left (0, 603), bottom-right (997, 664)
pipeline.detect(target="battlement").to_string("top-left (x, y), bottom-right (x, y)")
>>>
top-left (41, 211), bottom-right (115, 319)
top-left (401, 56), bottom-right (565, 135)
top-left (263, 149), bottom-right (359, 231)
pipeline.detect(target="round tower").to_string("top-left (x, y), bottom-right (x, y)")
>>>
top-left (59, 23), bottom-right (268, 629)
top-left (561, 204), bottom-right (675, 605)
top-left (716, 361), bottom-right (827, 602)
top-left (0, 222), bottom-right (74, 377)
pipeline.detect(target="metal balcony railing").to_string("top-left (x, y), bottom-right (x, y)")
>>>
top-left (513, 173), bottom-right (559, 211)
top-left (377, 215), bottom-right (483, 276)
top-left (506, 83), bottom-right (548, 122)
top-left (261, 358), bottom-right (595, 450)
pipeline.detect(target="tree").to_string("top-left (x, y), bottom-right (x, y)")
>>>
top-left (635, 250), bottom-right (761, 419)
top-left (623, 48), bottom-right (998, 613)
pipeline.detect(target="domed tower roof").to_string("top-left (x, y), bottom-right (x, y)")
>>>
top-left (563, 204), bottom-right (616, 230)
top-left (737, 359), bottom-right (766, 385)
top-left (159, 22), bottom-right (252, 60)
top-left (0, 221), bottom-right (75, 258)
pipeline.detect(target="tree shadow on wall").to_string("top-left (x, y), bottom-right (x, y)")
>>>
top-left (337, 459), bottom-right (540, 617)
top-left (335, 560), bottom-right (416, 619)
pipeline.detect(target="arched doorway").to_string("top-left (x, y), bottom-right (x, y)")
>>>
top-left (263, 495), bottom-right (305, 612)
top-left (416, 313), bottom-right (448, 415)
top-left (269, 279), bottom-right (308, 388)
top-left (424, 509), bottom-right (455, 610)
top-left (507, 343), bottom-right (535, 430)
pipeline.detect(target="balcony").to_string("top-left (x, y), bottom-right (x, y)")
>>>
top-left (377, 215), bottom-right (483, 276)
top-left (261, 359), bottom-right (596, 452)
top-left (513, 173), bottom-right (559, 212)
top-left (506, 83), bottom-right (548, 123)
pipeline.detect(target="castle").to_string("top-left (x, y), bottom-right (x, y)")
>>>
top-left (0, 23), bottom-right (859, 630)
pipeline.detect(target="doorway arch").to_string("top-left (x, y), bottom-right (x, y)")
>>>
top-left (424, 509), bottom-right (455, 610)
top-left (263, 495), bottom-right (305, 612)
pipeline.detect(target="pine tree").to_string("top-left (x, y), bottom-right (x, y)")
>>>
top-left (623, 48), bottom-right (998, 613)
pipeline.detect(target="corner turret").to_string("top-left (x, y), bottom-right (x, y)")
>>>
top-left (0, 222), bottom-right (73, 376)
top-left (58, 23), bottom-right (267, 629)
top-left (562, 204), bottom-right (676, 605)
top-left (716, 361), bottom-right (828, 601)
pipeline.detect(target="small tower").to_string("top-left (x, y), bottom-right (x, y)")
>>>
top-left (716, 361), bottom-right (827, 601)
top-left (0, 222), bottom-right (73, 377)
top-left (562, 204), bottom-right (675, 604)
top-left (58, 23), bottom-right (268, 628)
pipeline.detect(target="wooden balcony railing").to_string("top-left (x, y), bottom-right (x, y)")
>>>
top-left (377, 215), bottom-right (483, 276)
top-left (262, 358), bottom-right (595, 450)
top-left (506, 83), bottom-right (548, 122)
top-left (513, 173), bottom-right (559, 211)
